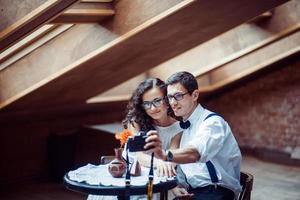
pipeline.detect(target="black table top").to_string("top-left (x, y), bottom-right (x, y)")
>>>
top-left (64, 174), bottom-right (177, 196)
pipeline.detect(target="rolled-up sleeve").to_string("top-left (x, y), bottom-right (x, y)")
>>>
top-left (188, 118), bottom-right (226, 163)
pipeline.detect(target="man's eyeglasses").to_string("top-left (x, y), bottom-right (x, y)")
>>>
top-left (167, 92), bottom-right (189, 102)
top-left (142, 97), bottom-right (165, 110)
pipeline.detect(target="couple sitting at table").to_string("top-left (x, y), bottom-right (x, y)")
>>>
top-left (89, 71), bottom-right (242, 200)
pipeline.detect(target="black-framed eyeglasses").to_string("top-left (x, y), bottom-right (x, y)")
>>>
top-left (167, 92), bottom-right (189, 102)
top-left (142, 97), bottom-right (165, 110)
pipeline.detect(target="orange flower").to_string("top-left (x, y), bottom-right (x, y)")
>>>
top-left (115, 129), bottom-right (134, 148)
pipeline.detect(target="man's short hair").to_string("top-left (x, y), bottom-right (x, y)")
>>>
top-left (166, 71), bottom-right (198, 94)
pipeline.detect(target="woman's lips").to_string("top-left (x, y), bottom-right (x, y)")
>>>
top-left (150, 111), bottom-right (160, 115)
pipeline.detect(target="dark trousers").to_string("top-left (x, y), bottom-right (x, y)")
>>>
top-left (188, 185), bottom-right (235, 200)
top-left (174, 185), bottom-right (234, 200)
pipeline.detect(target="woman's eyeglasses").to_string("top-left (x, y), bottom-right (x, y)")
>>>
top-left (167, 92), bottom-right (189, 102)
top-left (142, 97), bottom-right (165, 110)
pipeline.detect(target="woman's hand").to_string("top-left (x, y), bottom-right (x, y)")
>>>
top-left (145, 130), bottom-right (166, 160)
top-left (155, 160), bottom-right (177, 177)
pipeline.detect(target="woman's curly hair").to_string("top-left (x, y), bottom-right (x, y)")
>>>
top-left (122, 78), bottom-right (177, 132)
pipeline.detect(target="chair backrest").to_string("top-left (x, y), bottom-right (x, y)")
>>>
top-left (239, 171), bottom-right (254, 200)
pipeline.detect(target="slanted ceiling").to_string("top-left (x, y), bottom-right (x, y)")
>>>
top-left (0, 0), bottom-right (289, 112)
top-left (90, 1), bottom-right (300, 103)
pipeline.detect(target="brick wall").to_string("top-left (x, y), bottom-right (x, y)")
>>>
top-left (204, 55), bottom-right (300, 160)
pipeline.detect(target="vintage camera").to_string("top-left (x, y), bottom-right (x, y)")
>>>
top-left (127, 131), bottom-right (148, 152)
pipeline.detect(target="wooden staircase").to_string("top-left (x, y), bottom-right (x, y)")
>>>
top-left (0, 0), bottom-right (290, 114)
top-left (90, 1), bottom-right (300, 103)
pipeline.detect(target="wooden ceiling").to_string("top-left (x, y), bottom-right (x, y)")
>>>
top-left (0, 0), bottom-right (291, 113)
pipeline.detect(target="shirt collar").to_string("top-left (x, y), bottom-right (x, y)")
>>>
top-left (185, 104), bottom-right (205, 127)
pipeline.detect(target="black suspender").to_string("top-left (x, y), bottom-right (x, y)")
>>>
top-left (206, 160), bottom-right (219, 183)
top-left (204, 113), bottom-right (222, 184)
top-left (204, 113), bottom-right (221, 121)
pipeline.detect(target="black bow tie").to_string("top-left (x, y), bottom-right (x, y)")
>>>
top-left (179, 120), bottom-right (191, 129)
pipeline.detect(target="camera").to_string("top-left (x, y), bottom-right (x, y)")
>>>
top-left (127, 131), bottom-right (148, 152)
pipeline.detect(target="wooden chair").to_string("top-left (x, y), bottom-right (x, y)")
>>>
top-left (175, 171), bottom-right (254, 200)
top-left (239, 171), bottom-right (254, 200)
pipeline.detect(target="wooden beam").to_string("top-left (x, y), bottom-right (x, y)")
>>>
top-left (87, 73), bottom-right (147, 103)
top-left (149, 0), bottom-right (300, 79)
top-left (198, 30), bottom-right (300, 93)
top-left (0, 24), bottom-right (57, 67)
top-left (248, 11), bottom-right (273, 23)
top-left (0, 24), bottom-right (74, 71)
top-left (51, 9), bottom-right (115, 24)
top-left (0, 0), bottom-right (288, 111)
top-left (0, 0), bottom-right (78, 52)
top-left (50, 2), bottom-right (115, 24)
top-left (0, 0), bottom-right (47, 33)
top-left (81, 0), bottom-right (113, 2)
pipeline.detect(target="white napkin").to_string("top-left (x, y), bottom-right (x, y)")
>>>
top-left (68, 164), bottom-right (175, 186)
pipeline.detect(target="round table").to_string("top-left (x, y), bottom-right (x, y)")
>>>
top-left (64, 173), bottom-right (177, 200)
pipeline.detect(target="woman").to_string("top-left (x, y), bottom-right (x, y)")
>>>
top-left (123, 78), bottom-right (182, 177)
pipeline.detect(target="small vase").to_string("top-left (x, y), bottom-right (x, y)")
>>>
top-left (108, 148), bottom-right (126, 178)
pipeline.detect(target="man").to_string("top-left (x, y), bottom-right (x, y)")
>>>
top-left (145, 71), bottom-right (242, 200)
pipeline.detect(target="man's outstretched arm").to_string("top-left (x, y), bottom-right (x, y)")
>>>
top-left (145, 131), bottom-right (200, 164)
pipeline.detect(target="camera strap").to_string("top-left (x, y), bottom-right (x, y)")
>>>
top-left (147, 153), bottom-right (154, 200)
top-left (124, 145), bottom-right (154, 200)
top-left (125, 146), bottom-right (131, 200)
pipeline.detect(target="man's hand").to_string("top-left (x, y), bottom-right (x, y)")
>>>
top-left (172, 187), bottom-right (194, 199)
top-left (144, 130), bottom-right (166, 160)
top-left (155, 160), bottom-right (177, 177)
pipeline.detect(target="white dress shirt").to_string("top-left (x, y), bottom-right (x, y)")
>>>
top-left (179, 104), bottom-right (242, 198)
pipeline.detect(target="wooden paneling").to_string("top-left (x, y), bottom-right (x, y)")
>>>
top-left (0, 0), bottom-right (287, 111)
top-left (0, 0), bottom-right (78, 52)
